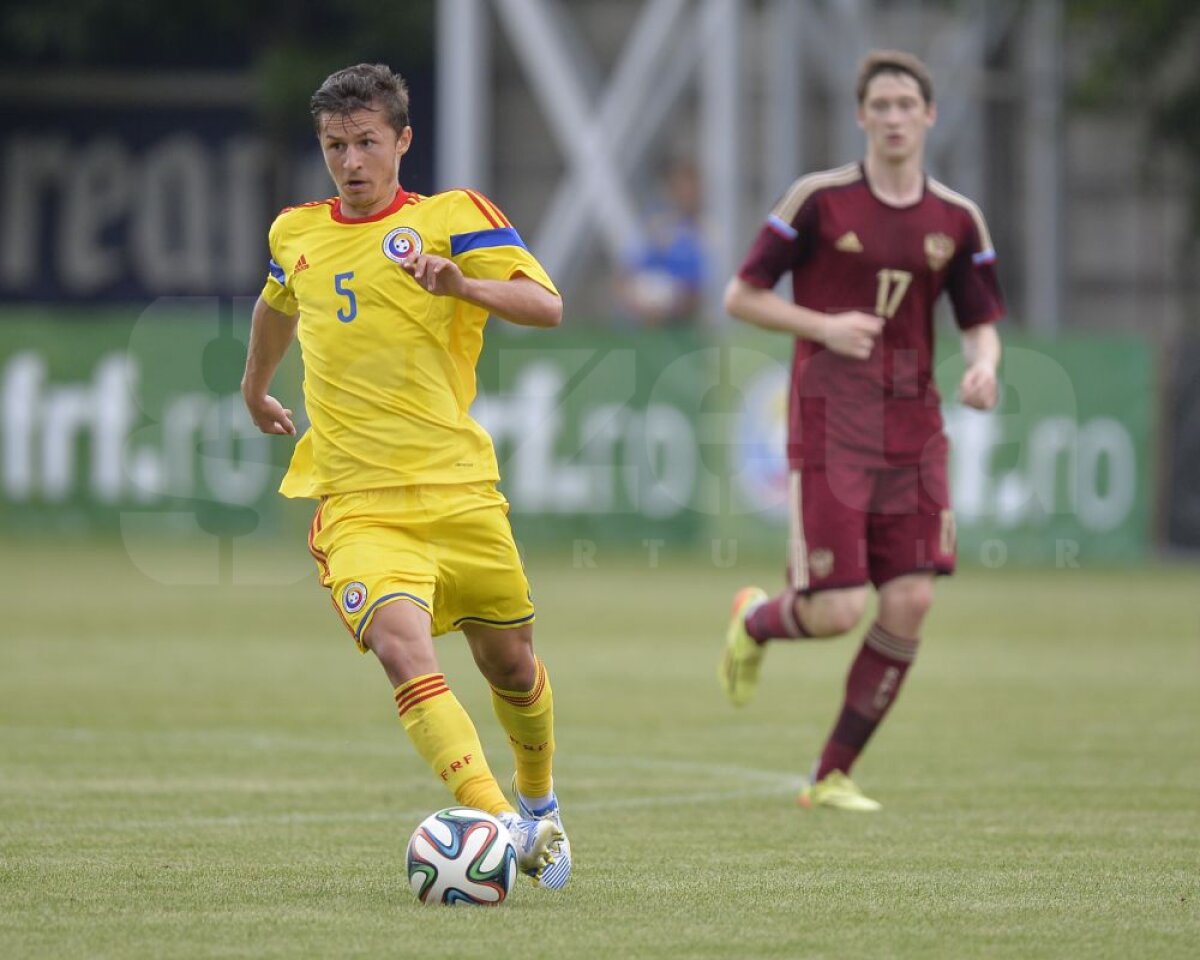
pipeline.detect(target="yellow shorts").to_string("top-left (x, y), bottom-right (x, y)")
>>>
top-left (307, 482), bottom-right (534, 648)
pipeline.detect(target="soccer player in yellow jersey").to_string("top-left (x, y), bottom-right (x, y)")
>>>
top-left (240, 63), bottom-right (571, 889)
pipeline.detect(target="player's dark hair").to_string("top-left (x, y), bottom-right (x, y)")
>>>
top-left (856, 49), bottom-right (934, 105)
top-left (311, 63), bottom-right (410, 134)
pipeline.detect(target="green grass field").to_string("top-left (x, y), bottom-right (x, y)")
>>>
top-left (2, 541), bottom-right (1197, 959)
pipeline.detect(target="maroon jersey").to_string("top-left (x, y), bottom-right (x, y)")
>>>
top-left (738, 162), bottom-right (1004, 468)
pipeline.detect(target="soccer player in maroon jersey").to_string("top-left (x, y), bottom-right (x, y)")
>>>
top-left (718, 49), bottom-right (1004, 811)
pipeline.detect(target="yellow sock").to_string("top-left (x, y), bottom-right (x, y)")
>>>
top-left (394, 673), bottom-right (513, 816)
top-left (490, 658), bottom-right (555, 800)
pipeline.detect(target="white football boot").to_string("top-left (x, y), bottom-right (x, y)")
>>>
top-left (496, 811), bottom-right (562, 880)
top-left (511, 777), bottom-right (573, 890)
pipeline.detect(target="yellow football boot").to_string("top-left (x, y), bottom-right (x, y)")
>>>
top-left (798, 771), bottom-right (882, 812)
top-left (718, 586), bottom-right (768, 707)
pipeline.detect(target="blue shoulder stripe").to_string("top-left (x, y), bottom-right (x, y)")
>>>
top-left (267, 258), bottom-right (286, 285)
top-left (450, 226), bottom-right (527, 256)
top-left (766, 214), bottom-right (798, 240)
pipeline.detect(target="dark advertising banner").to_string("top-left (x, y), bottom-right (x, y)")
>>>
top-left (0, 94), bottom-right (433, 303)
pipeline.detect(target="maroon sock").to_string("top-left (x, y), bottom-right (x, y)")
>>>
top-left (745, 589), bottom-right (810, 643)
top-left (814, 622), bottom-right (919, 781)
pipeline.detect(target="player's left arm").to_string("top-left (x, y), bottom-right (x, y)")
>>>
top-left (400, 254), bottom-right (562, 327)
top-left (947, 210), bottom-right (1005, 411)
top-left (958, 323), bottom-right (1001, 410)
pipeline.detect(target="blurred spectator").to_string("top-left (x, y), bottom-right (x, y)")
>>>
top-left (614, 161), bottom-right (709, 327)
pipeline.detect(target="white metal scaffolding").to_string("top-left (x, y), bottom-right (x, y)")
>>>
top-left (437, 0), bottom-right (1064, 332)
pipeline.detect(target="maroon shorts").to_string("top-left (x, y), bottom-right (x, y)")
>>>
top-left (787, 447), bottom-right (956, 592)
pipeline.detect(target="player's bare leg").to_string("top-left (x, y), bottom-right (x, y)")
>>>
top-left (794, 587), bottom-right (870, 638)
top-left (365, 601), bottom-right (510, 815)
top-left (464, 622), bottom-right (570, 889)
top-left (363, 599), bottom-right (440, 686)
top-left (875, 572), bottom-right (935, 638)
top-left (747, 584), bottom-right (870, 643)
top-left (721, 585), bottom-right (869, 707)
top-left (364, 604), bottom-right (555, 877)
top-left (802, 573), bottom-right (935, 811)
top-left (463, 621), bottom-right (538, 692)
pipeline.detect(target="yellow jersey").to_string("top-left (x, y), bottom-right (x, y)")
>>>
top-left (259, 186), bottom-right (558, 498)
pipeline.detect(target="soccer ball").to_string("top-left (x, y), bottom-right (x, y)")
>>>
top-left (406, 807), bottom-right (518, 906)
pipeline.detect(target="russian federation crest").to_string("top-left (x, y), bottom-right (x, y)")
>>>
top-left (924, 232), bottom-right (955, 271)
top-left (809, 548), bottom-right (835, 579)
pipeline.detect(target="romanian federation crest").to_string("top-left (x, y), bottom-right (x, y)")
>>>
top-left (383, 226), bottom-right (423, 264)
top-left (342, 581), bottom-right (368, 614)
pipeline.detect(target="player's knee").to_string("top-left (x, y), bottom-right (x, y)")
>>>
top-left (481, 652), bottom-right (536, 692)
top-left (467, 625), bottom-right (537, 691)
top-left (827, 598), bottom-right (867, 636)
top-left (487, 659), bottom-right (536, 692)
top-left (363, 613), bottom-right (438, 684)
top-left (883, 576), bottom-right (935, 622)
top-left (911, 582), bottom-right (935, 619)
top-left (805, 590), bottom-right (867, 637)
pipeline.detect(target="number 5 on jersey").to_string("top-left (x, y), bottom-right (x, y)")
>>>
top-left (334, 271), bottom-right (357, 323)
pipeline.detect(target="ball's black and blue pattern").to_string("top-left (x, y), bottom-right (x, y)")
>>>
top-left (406, 807), bottom-right (518, 905)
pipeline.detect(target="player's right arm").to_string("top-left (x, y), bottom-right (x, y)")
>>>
top-left (728, 189), bottom-right (882, 360)
top-left (243, 221), bottom-right (301, 436)
top-left (400, 254), bottom-right (562, 327)
top-left (724, 279), bottom-right (883, 361)
top-left (242, 296), bottom-right (298, 436)
top-left (431, 188), bottom-right (563, 327)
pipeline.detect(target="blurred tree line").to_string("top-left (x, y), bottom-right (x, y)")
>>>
top-left (1070, 0), bottom-right (1200, 238)
top-left (3, 0), bottom-right (1199, 238)
top-left (0, 0), bottom-right (436, 135)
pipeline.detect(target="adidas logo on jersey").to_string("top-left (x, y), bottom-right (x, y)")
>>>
top-left (835, 231), bottom-right (863, 253)
top-left (292, 254), bottom-right (310, 276)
